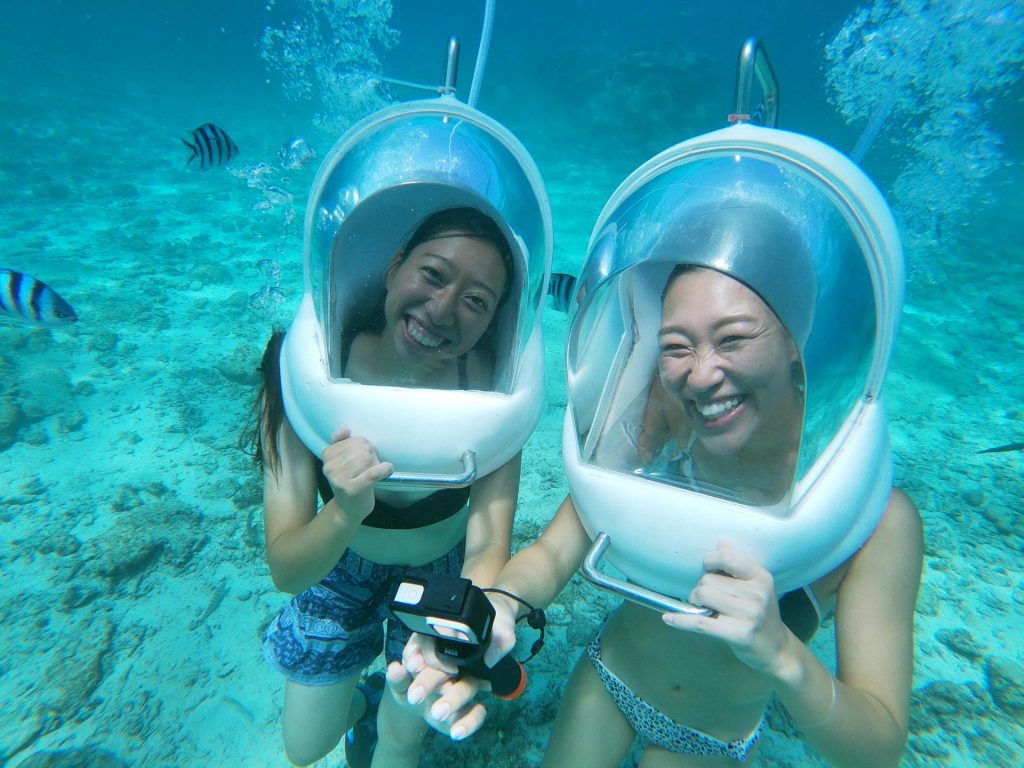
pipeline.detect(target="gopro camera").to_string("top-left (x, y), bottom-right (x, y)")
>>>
top-left (391, 570), bottom-right (495, 662)
top-left (390, 570), bottom-right (526, 699)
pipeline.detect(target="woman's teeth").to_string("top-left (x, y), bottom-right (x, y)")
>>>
top-left (696, 396), bottom-right (742, 421)
top-left (408, 318), bottom-right (444, 348)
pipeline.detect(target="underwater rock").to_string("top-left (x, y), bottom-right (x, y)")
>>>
top-left (982, 505), bottom-right (1019, 538)
top-left (0, 395), bottom-right (27, 450)
top-left (910, 680), bottom-right (992, 733)
top-left (936, 627), bottom-right (987, 662)
top-left (77, 493), bottom-right (208, 589)
top-left (40, 617), bottom-right (114, 722)
top-left (14, 367), bottom-right (73, 425)
top-left (985, 656), bottom-right (1024, 718)
top-left (86, 329), bottom-right (119, 354)
top-left (57, 407), bottom-right (87, 434)
top-left (216, 344), bottom-right (261, 386)
top-left (960, 488), bottom-right (986, 508)
top-left (15, 746), bottom-right (128, 768)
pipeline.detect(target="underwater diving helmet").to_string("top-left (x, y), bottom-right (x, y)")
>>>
top-left (566, 122), bottom-right (904, 607)
top-left (279, 98), bottom-right (552, 486)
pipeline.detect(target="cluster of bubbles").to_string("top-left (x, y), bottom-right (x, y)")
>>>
top-left (824, 0), bottom-right (1023, 259)
top-left (249, 258), bottom-right (286, 319)
top-left (259, 0), bottom-right (400, 133)
top-left (230, 135), bottom-right (324, 322)
top-left (227, 162), bottom-right (298, 226)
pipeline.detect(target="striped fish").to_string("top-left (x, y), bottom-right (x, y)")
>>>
top-left (182, 123), bottom-right (239, 169)
top-left (0, 268), bottom-right (78, 326)
top-left (547, 272), bottom-right (577, 313)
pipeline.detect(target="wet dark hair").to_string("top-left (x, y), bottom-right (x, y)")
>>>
top-left (241, 329), bottom-right (286, 476)
top-left (661, 263), bottom-right (703, 302)
top-left (242, 207), bottom-right (514, 476)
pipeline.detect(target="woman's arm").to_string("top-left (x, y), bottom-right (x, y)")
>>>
top-left (778, 488), bottom-right (923, 767)
top-left (666, 489), bottom-right (922, 768)
top-left (460, 452), bottom-right (522, 586)
top-left (263, 421), bottom-right (392, 594)
top-left (489, 494), bottom-right (592, 614)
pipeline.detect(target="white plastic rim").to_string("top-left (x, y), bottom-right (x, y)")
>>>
top-left (282, 294), bottom-right (544, 480)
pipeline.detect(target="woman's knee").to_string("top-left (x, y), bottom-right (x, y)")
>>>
top-left (281, 676), bottom-right (360, 765)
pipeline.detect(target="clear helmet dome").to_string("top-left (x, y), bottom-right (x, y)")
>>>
top-left (280, 98), bottom-right (552, 481)
top-left (565, 123), bottom-right (903, 599)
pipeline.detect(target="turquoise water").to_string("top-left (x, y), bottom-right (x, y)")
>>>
top-left (1, 1), bottom-right (1022, 766)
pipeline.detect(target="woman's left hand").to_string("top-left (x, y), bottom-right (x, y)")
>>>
top-left (386, 633), bottom-right (490, 741)
top-left (661, 541), bottom-right (793, 675)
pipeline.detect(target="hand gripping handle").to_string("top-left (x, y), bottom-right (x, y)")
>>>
top-left (581, 532), bottom-right (715, 617)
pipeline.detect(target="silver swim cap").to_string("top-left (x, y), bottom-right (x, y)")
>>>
top-left (650, 201), bottom-right (816, 350)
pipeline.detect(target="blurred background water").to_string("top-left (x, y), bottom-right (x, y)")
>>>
top-left (1, 1), bottom-right (1022, 766)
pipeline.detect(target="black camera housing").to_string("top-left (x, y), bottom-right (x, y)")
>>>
top-left (390, 570), bottom-right (495, 664)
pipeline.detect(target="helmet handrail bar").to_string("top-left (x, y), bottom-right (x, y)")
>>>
top-left (380, 35), bottom-right (460, 96)
top-left (581, 533), bottom-right (715, 616)
top-left (732, 36), bottom-right (779, 127)
top-left (375, 450), bottom-right (478, 489)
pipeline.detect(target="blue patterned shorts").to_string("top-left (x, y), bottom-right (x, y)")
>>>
top-left (262, 542), bottom-right (465, 686)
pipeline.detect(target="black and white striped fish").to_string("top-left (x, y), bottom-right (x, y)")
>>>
top-left (547, 272), bottom-right (577, 313)
top-left (182, 123), bottom-right (239, 169)
top-left (0, 268), bottom-right (78, 326)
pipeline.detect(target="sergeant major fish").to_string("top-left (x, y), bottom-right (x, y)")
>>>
top-left (1, 268), bottom-right (78, 326)
top-left (183, 123), bottom-right (239, 170)
top-left (547, 272), bottom-right (577, 313)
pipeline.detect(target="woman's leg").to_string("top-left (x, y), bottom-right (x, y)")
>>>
top-left (281, 673), bottom-right (362, 766)
top-left (542, 649), bottom-right (636, 768)
top-left (370, 688), bottom-right (429, 768)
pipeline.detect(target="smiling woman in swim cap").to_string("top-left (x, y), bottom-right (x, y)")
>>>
top-left (388, 238), bottom-right (921, 768)
top-left (639, 265), bottom-right (805, 504)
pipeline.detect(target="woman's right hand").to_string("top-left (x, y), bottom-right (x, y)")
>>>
top-left (386, 595), bottom-right (520, 740)
top-left (320, 427), bottom-right (393, 523)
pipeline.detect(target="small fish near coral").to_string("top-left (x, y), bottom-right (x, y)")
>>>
top-left (278, 135), bottom-right (316, 170)
top-left (0, 268), bottom-right (78, 326)
top-left (182, 123), bottom-right (239, 170)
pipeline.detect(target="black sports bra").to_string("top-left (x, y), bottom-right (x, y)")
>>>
top-left (316, 467), bottom-right (470, 529)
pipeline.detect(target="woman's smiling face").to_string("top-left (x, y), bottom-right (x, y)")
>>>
top-left (657, 267), bottom-right (800, 458)
top-left (383, 230), bottom-right (508, 365)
